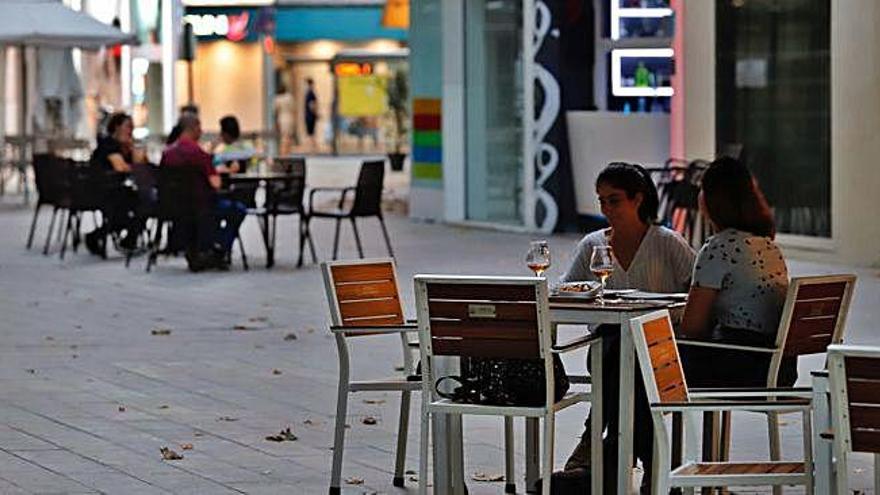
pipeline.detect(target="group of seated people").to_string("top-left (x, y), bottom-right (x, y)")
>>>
top-left (551, 158), bottom-right (793, 493)
top-left (83, 111), bottom-right (252, 272)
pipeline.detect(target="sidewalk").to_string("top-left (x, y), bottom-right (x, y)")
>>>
top-left (0, 203), bottom-right (876, 494)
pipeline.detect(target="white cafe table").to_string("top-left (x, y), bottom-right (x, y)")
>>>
top-left (431, 294), bottom-right (685, 495)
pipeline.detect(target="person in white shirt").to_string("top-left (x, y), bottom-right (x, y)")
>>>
top-left (553, 162), bottom-right (695, 492)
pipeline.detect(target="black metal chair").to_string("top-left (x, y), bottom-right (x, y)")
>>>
top-left (27, 154), bottom-right (71, 254)
top-left (145, 166), bottom-right (202, 272)
top-left (59, 164), bottom-right (110, 260)
top-left (304, 159), bottom-right (393, 261)
top-left (261, 157), bottom-right (315, 267)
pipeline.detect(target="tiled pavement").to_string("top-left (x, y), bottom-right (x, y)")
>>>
top-left (0, 194), bottom-right (878, 494)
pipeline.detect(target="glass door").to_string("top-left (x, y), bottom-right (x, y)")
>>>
top-left (464, 0), bottom-right (524, 224)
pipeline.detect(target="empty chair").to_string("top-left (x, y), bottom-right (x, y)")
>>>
top-left (27, 154), bottom-right (71, 254)
top-left (262, 157), bottom-right (315, 267)
top-left (826, 344), bottom-right (880, 495)
top-left (305, 160), bottom-right (393, 260)
top-left (630, 310), bottom-right (814, 494)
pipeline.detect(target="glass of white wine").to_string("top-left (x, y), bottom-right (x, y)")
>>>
top-left (589, 245), bottom-right (614, 304)
top-left (525, 240), bottom-right (551, 277)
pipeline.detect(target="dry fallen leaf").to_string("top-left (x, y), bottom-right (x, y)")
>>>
top-left (45, 336), bottom-right (54, 341)
top-left (393, 365), bottom-right (405, 372)
top-left (160, 447), bottom-right (183, 461)
top-left (405, 470), bottom-right (416, 475)
top-left (265, 427), bottom-right (298, 442)
top-left (158, 405), bottom-right (170, 410)
top-left (180, 443), bottom-right (193, 450)
top-left (344, 477), bottom-right (364, 485)
top-left (306, 328), bottom-right (316, 334)
top-left (217, 416), bottom-right (238, 422)
top-left (303, 419), bottom-right (314, 426)
top-left (25, 369), bottom-right (35, 374)
top-left (151, 328), bottom-right (172, 336)
top-left (272, 369), bottom-right (282, 375)
top-left (249, 316), bottom-right (269, 323)
top-left (363, 399), bottom-right (385, 405)
top-left (193, 431), bottom-right (205, 437)
top-left (283, 333), bottom-right (298, 341)
top-left (362, 416), bottom-right (378, 425)
top-left (118, 405), bottom-right (126, 412)
top-left (471, 472), bottom-right (504, 482)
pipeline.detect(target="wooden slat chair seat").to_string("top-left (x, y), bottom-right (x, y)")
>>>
top-left (415, 276), bottom-right (599, 495)
top-left (827, 345), bottom-right (880, 495)
top-left (677, 274), bottom-right (856, 483)
top-left (630, 310), bottom-right (814, 494)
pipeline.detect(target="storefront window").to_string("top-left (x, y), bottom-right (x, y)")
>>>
top-left (465, 0), bottom-right (523, 224)
top-left (716, 0), bottom-right (831, 237)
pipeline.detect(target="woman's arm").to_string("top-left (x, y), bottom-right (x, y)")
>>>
top-left (107, 153), bottom-right (131, 173)
top-left (679, 286), bottom-right (718, 339)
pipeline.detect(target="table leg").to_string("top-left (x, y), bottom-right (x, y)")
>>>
top-left (591, 336), bottom-right (604, 494)
top-left (618, 317), bottom-right (636, 493)
top-left (261, 214), bottom-right (274, 268)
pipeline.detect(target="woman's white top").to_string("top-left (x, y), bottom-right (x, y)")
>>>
top-left (560, 225), bottom-right (695, 293)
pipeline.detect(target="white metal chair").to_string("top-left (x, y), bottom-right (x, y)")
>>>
top-left (414, 275), bottom-right (598, 495)
top-left (322, 260), bottom-right (518, 494)
top-left (678, 274), bottom-right (856, 482)
top-left (630, 310), bottom-right (814, 494)
top-left (826, 344), bottom-right (880, 495)
top-left (322, 259), bottom-right (419, 495)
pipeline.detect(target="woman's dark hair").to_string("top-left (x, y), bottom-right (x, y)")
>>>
top-left (701, 157), bottom-right (776, 238)
top-left (106, 112), bottom-right (131, 137)
top-left (219, 115), bottom-right (241, 141)
top-left (595, 162), bottom-right (660, 223)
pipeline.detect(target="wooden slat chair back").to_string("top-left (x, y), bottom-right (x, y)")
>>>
top-left (776, 275), bottom-right (856, 363)
top-left (827, 345), bottom-right (880, 494)
top-left (415, 276), bottom-right (593, 495)
top-left (422, 281), bottom-right (544, 361)
top-left (630, 311), bottom-right (814, 494)
top-left (321, 258), bottom-right (418, 495)
top-left (325, 260), bottom-right (405, 332)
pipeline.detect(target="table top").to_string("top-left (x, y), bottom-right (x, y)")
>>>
top-left (549, 294), bottom-right (686, 312)
top-left (226, 172), bottom-right (299, 182)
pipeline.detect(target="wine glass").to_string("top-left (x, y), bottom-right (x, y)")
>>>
top-left (525, 240), bottom-right (551, 277)
top-left (589, 246), bottom-right (615, 303)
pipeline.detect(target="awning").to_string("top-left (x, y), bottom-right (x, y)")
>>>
top-left (0, 0), bottom-right (136, 49)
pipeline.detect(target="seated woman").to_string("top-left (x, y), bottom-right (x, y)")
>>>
top-left (85, 112), bottom-right (148, 256)
top-left (554, 162), bottom-right (695, 489)
top-left (679, 156), bottom-right (796, 387)
top-left (212, 115), bottom-right (254, 174)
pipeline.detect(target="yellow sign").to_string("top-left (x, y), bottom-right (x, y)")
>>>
top-left (381, 0), bottom-right (409, 29)
top-left (338, 75), bottom-right (388, 117)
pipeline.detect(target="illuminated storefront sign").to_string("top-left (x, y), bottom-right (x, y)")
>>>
top-left (183, 7), bottom-right (263, 42)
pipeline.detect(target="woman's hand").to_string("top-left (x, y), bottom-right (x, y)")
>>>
top-left (679, 286), bottom-right (718, 340)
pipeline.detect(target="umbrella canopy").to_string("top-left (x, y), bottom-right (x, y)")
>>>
top-left (0, 0), bottom-right (136, 49)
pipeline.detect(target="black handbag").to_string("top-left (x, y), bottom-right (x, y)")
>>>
top-left (435, 355), bottom-right (570, 407)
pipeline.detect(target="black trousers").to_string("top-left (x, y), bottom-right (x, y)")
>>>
top-left (589, 325), bottom-right (797, 492)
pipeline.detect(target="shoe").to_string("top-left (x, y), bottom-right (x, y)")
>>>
top-left (85, 231), bottom-right (106, 258)
top-left (119, 233), bottom-right (138, 251)
top-left (185, 249), bottom-right (211, 272)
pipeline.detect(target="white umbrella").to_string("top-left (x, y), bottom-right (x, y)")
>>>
top-left (0, 0), bottom-right (136, 48)
top-left (0, 0), bottom-right (137, 201)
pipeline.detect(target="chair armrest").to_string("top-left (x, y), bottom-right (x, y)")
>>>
top-left (552, 333), bottom-right (603, 354)
top-left (676, 337), bottom-right (777, 354)
top-left (651, 398), bottom-right (810, 413)
top-left (309, 186), bottom-right (355, 212)
top-left (330, 324), bottom-right (418, 335)
top-left (689, 387), bottom-right (813, 400)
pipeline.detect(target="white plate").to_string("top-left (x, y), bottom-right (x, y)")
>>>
top-left (554, 281), bottom-right (601, 297)
top-left (619, 291), bottom-right (688, 301)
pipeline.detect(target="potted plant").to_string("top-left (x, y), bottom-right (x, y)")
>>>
top-left (386, 69), bottom-right (409, 172)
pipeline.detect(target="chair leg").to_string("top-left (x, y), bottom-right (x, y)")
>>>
top-left (525, 417), bottom-right (540, 491)
top-left (26, 203), bottom-right (41, 249)
top-left (146, 220), bottom-right (163, 272)
top-left (651, 420), bottom-right (671, 495)
top-left (540, 413), bottom-right (554, 495)
top-left (393, 390), bottom-right (412, 487)
top-left (419, 407), bottom-right (430, 495)
top-left (59, 210), bottom-right (74, 259)
top-left (504, 417), bottom-right (516, 494)
top-left (56, 209), bottom-right (67, 244)
top-left (768, 412), bottom-right (782, 495)
top-left (237, 234), bottom-right (249, 271)
top-left (378, 214), bottom-right (394, 257)
top-left (332, 218), bottom-right (342, 260)
top-left (43, 207), bottom-right (59, 255)
top-left (349, 217), bottom-right (364, 258)
top-left (330, 336), bottom-right (351, 495)
top-left (307, 218), bottom-right (318, 263)
top-left (874, 453), bottom-right (880, 495)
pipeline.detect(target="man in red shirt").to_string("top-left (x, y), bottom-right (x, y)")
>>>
top-left (160, 115), bottom-right (245, 270)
